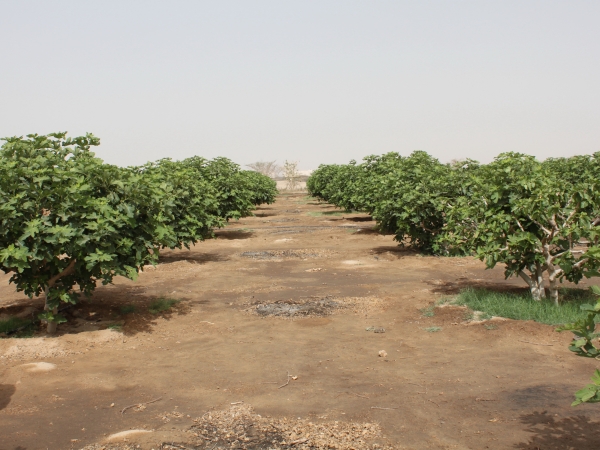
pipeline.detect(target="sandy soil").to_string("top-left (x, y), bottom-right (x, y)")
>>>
top-left (1, 193), bottom-right (600, 450)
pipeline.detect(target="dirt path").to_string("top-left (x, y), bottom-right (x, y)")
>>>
top-left (1, 194), bottom-right (600, 449)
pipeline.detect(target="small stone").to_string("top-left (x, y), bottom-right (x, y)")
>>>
top-left (378, 350), bottom-right (387, 358)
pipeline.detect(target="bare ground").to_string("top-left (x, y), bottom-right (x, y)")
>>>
top-left (1, 193), bottom-right (600, 450)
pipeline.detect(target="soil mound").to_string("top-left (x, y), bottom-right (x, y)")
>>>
top-left (256, 298), bottom-right (340, 317)
top-left (189, 403), bottom-right (389, 449)
top-left (240, 249), bottom-right (333, 260)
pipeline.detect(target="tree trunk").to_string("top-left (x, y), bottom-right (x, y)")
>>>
top-left (44, 287), bottom-right (58, 334)
top-left (519, 267), bottom-right (546, 301)
top-left (43, 259), bottom-right (77, 334)
top-left (545, 256), bottom-right (564, 306)
top-left (548, 278), bottom-right (559, 306)
top-left (530, 284), bottom-right (545, 301)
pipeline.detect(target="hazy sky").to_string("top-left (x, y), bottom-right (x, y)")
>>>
top-left (1, 1), bottom-right (599, 169)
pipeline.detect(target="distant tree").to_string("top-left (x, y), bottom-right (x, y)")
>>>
top-left (283, 160), bottom-right (300, 191)
top-left (246, 161), bottom-right (280, 179)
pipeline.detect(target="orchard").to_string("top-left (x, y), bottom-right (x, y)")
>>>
top-left (0, 133), bottom-right (276, 333)
top-left (2, 135), bottom-right (600, 449)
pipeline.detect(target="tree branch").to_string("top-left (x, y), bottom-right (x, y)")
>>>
top-left (518, 270), bottom-right (534, 287)
top-left (515, 219), bottom-right (525, 232)
top-left (548, 214), bottom-right (559, 233)
top-left (561, 209), bottom-right (577, 229)
top-left (528, 216), bottom-right (552, 236)
top-left (47, 258), bottom-right (77, 288)
top-left (572, 258), bottom-right (590, 270)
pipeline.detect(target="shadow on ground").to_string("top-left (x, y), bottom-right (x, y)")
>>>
top-left (0, 384), bottom-right (16, 411)
top-left (344, 216), bottom-right (373, 222)
top-left (427, 278), bottom-right (528, 295)
top-left (0, 287), bottom-right (195, 338)
top-left (158, 251), bottom-right (229, 264)
top-left (514, 411), bottom-right (600, 449)
top-left (64, 287), bottom-right (195, 337)
top-left (213, 229), bottom-right (255, 240)
top-left (370, 245), bottom-right (416, 257)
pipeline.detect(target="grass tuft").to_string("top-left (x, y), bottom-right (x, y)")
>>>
top-left (120, 304), bottom-right (137, 315)
top-left (148, 298), bottom-right (180, 315)
top-left (454, 288), bottom-right (597, 326)
top-left (420, 305), bottom-right (435, 317)
top-left (425, 326), bottom-right (441, 332)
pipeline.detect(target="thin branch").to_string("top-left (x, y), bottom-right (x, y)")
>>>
top-left (121, 397), bottom-right (162, 416)
top-left (562, 209), bottom-right (577, 229)
top-left (552, 250), bottom-right (572, 259)
top-left (336, 391), bottom-right (370, 399)
top-left (528, 216), bottom-right (552, 236)
top-left (548, 214), bottom-right (559, 233)
top-left (278, 371), bottom-right (291, 389)
top-left (515, 219), bottom-right (525, 232)
top-left (573, 258), bottom-right (590, 269)
top-left (426, 399), bottom-right (440, 407)
top-left (47, 258), bottom-right (77, 288)
top-left (518, 340), bottom-right (553, 347)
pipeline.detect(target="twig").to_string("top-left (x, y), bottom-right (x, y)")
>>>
top-left (427, 399), bottom-right (440, 407)
top-left (370, 406), bottom-right (398, 410)
top-left (162, 444), bottom-right (192, 450)
top-left (121, 397), bottom-right (162, 416)
top-left (278, 371), bottom-right (291, 389)
top-left (518, 340), bottom-right (553, 346)
top-left (336, 391), bottom-right (370, 399)
top-left (230, 401), bottom-right (244, 405)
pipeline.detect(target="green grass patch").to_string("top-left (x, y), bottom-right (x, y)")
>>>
top-left (107, 323), bottom-right (123, 331)
top-left (120, 304), bottom-right (137, 315)
top-left (425, 326), bottom-right (442, 332)
top-left (0, 316), bottom-right (36, 338)
top-left (454, 288), bottom-right (597, 326)
top-left (420, 305), bottom-right (436, 317)
top-left (148, 298), bottom-right (180, 315)
top-left (295, 196), bottom-right (314, 204)
top-left (0, 316), bottom-right (30, 334)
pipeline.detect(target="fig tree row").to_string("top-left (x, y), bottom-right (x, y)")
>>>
top-left (0, 133), bottom-right (277, 333)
